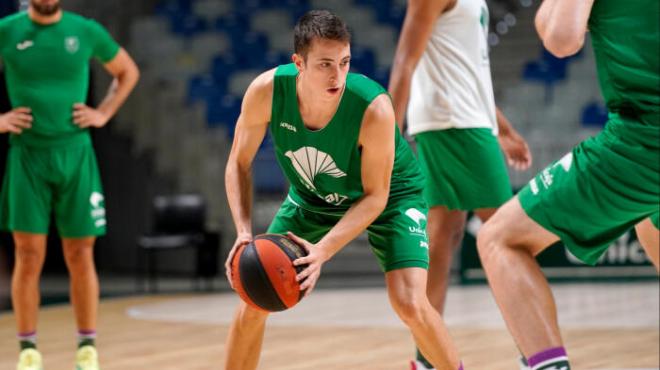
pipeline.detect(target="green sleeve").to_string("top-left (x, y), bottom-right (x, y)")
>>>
top-left (87, 19), bottom-right (120, 63)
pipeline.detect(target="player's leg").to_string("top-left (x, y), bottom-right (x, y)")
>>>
top-left (425, 206), bottom-right (466, 313)
top-left (481, 116), bottom-right (659, 369)
top-left (369, 198), bottom-right (462, 369)
top-left (1, 146), bottom-right (51, 370)
top-left (224, 302), bottom-right (270, 370)
top-left (11, 232), bottom-right (48, 348)
top-left (635, 216), bottom-right (659, 271)
top-left (61, 237), bottom-right (99, 344)
top-left (53, 143), bottom-right (106, 369)
top-left (224, 198), bottom-right (333, 369)
top-left (477, 197), bottom-right (564, 358)
top-left (386, 267), bottom-right (462, 370)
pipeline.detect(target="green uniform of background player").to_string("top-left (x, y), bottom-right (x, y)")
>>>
top-left (477, 0), bottom-right (659, 369)
top-left (0, 1), bottom-right (139, 369)
top-left (223, 10), bottom-right (465, 370)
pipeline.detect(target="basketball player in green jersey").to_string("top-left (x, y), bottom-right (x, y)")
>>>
top-left (224, 10), bottom-right (465, 370)
top-left (0, 1), bottom-right (139, 369)
top-left (389, 0), bottom-right (531, 368)
top-left (477, 0), bottom-right (659, 369)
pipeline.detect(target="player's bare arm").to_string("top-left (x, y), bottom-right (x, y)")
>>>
top-left (72, 48), bottom-right (139, 128)
top-left (496, 107), bottom-right (532, 171)
top-left (535, 0), bottom-right (595, 58)
top-left (291, 94), bottom-right (396, 294)
top-left (224, 68), bottom-right (275, 286)
top-left (389, 0), bottom-right (454, 131)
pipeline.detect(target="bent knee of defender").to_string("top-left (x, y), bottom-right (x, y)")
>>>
top-left (476, 220), bottom-right (502, 262)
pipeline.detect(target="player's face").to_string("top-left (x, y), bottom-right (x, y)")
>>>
top-left (295, 38), bottom-right (351, 99)
top-left (30, 0), bottom-right (61, 16)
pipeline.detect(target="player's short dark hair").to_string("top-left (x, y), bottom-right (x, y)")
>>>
top-left (294, 10), bottom-right (351, 58)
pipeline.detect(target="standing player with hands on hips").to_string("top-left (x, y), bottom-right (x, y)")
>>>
top-left (0, 0), bottom-right (139, 369)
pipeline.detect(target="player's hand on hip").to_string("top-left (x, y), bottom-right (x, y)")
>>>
top-left (288, 231), bottom-right (329, 297)
top-left (498, 130), bottom-right (533, 171)
top-left (73, 103), bottom-right (110, 128)
top-left (225, 232), bottom-right (253, 289)
top-left (0, 107), bottom-right (32, 134)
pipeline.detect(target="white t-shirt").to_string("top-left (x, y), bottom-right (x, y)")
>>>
top-left (407, 0), bottom-right (498, 136)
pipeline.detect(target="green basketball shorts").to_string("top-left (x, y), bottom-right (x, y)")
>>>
top-left (414, 128), bottom-right (513, 210)
top-left (268, 194), bottom-right (430, 272)
top-left (518, 113), bottom-right (660, 265)
top-left (0, 138), bottom-right (106, 237)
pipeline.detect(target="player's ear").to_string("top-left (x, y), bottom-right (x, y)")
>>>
top-left (292, 53), bottom-right (305, 72)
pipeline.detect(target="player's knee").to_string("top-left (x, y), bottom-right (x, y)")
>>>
top-left (390, 293), bottom-right (426, 327)
top-left (13, 249), bottom-right (43, 277)
top-left (476, 218), bottom-right (506, 263)
top-left (63, 245), bottom-right (94, 270)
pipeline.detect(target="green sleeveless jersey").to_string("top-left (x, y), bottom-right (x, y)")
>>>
top-left (270, 64), bottom-right (425, 215)
top-left (588, 0), bottom-right (660, 125)
top-left (0, 11), bottom-right (120, 146)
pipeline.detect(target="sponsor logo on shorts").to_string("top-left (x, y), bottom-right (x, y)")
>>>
top-left (90, 192), bottom-right (106, 228)
top-left (540, 168), bottom-right (554, 189)
top-left (555, 152), bottom-right (573, 172)
top-left (538, 152), bottom-right (573, 191)
top-left (529, 178), bottom-right (539, 195)
top-left (405, 208), bottom-right (427, 237)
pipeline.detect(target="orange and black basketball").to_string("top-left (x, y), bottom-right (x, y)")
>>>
top-left (231, 234), bottom-right (308, 312)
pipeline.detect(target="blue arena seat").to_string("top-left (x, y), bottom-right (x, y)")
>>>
top-left (581, 101), bottom-right (608, 127)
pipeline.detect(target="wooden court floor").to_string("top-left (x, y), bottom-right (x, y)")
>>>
top-left (0, 285), bottom-right (658, 370)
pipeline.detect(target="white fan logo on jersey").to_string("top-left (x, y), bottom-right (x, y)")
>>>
top-left (285, 147), bottom-right (347, 191)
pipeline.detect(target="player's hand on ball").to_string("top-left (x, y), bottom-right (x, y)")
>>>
top-left (225, 232), bottom-right (253, 289)
top-left (73, 103), bottom-right (110, 128)
top-left (288, 231), bottom-right (330, 296)
top-left (0, 107), bottom-right (32, 134)
top-left (499, 130), bottom-right (532, 171)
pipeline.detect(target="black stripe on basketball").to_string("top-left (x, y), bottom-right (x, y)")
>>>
top-left (258, 234), bottom-right (308, 273)
top-left (238, 242), bottom-right (287, 312)
top-left (257, 234), bottom-right (309, 302)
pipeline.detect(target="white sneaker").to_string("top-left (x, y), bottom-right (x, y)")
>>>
top-left (410, 360), bottom-right (434, 370)
top-left (16, 348), bottom-right (43, 370)
top-left (75, 346), bottom-right (99, 370)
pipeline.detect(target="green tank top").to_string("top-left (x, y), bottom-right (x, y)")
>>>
top-left (588, 0), bottom-right (659, 125)
top-left (0, 11), bottom-right (120, 146)
top-left (270, 63), bottom-right (425, 215)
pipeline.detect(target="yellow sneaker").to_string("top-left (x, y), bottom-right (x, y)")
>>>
top-left (75, 346), bottom-right (99, 370)
top-left (16, 348), bottom-right (43, 370)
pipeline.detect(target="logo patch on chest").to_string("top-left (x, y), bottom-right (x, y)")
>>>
top-left (16, 40), bottom-right (34, 50)
top-left (65, 36), bottom-right (80, 54)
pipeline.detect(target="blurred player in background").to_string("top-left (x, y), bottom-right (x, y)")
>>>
top-left (0, 0), bottom-right (139, 369)
top-left (477, 0), bottom-right (659, 369)
top-left (389, 0), bottom-right (531, 368)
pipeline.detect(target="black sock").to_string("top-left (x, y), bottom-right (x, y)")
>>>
top-left (416, 348), bottom-right (434, 368)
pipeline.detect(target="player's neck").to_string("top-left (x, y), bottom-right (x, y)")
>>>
top-left (28, 7), bottom-right (62, 25)
top-left (296, 78), bottom-right (343, 130)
